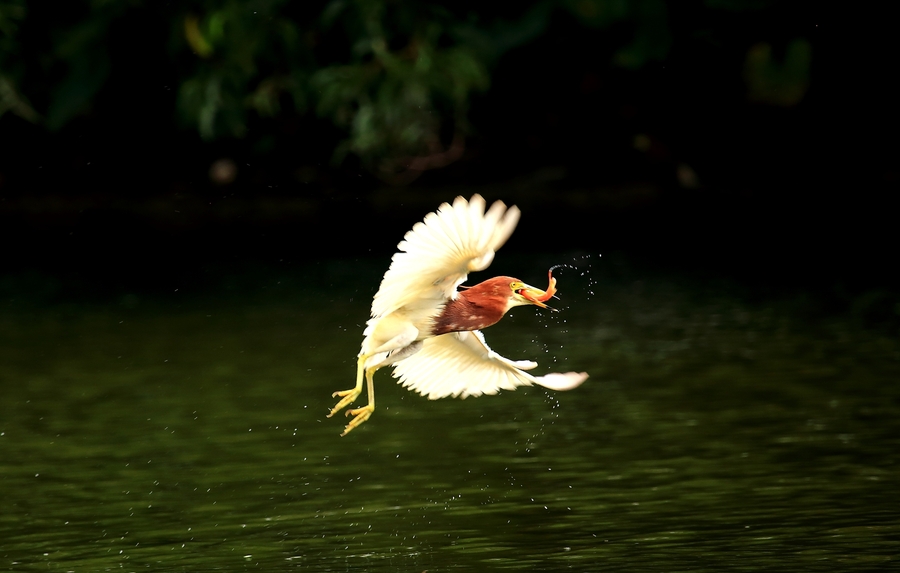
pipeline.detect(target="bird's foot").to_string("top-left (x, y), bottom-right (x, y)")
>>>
top-left (341, 404), bottom-right (374, 436)
top-left (328, 388), bottom-right (360, 418)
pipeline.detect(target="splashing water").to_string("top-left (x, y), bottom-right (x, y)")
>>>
top-left (525, 254), bottom-right (601, 450)
top-left (546, 253), bottom-right (600, 305)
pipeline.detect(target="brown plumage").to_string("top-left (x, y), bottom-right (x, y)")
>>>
top-left (431, 276), bottom-right (518, 335)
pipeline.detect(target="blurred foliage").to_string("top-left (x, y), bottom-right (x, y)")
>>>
top-left (0, 0), bottom-right (814, 177)
top-left (0, 0), bottom-right (37, 121)
top-left (744, 38), bottom-right (811, 106)
top-left (566, 0), bottom-right (671, 68)
top-left (308, 1), bottom-right (489, 176)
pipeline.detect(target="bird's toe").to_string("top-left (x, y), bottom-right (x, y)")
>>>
top-left (340, 405), bottom-right (374, 436)
top-left (328, 388), bottom-right (361, 418)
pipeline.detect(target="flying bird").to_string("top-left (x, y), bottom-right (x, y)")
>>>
top-left (329, 195), bottom-right (588, 435)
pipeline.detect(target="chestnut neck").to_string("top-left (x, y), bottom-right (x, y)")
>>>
top-left (431, 276), bottom-right (518, 336)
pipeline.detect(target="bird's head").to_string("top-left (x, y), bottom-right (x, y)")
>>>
top-left (506, 270), bottom-right (558, 312)
top-left (446, 271), bottom-right (559, 334)
top-left (435, 271), bottom-right (561, 335)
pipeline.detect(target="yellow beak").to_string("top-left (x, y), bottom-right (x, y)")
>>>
top-left (520, 285), bottom-right (557, 311)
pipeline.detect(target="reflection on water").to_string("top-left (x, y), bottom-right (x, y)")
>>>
top-left (1, 259), bottom-right (898, 571)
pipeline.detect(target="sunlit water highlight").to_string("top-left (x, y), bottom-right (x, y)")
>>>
top-left (1, 257), bottom-right (897, 571)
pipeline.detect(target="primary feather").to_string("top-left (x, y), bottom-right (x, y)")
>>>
top-left (369, 195), bottom-right (520, 320)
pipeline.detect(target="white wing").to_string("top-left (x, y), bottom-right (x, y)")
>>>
top-left (391, 330), bottom-right (588, 399)
top-left (370, 195), bottom-right (520, 319)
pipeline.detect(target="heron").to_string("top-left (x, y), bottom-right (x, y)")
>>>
top-left (328, 194), bottom-right (588, 435)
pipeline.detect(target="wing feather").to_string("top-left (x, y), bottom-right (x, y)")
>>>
top-left (370, 195), bottom-right (521, 318)
top-left (392, 330), bottom-right (588, 399)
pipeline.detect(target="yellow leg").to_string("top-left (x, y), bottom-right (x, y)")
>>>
top-left (328, 355), bottom-right (367, 418)
top-left (340, 366), bottom-right (376, 436)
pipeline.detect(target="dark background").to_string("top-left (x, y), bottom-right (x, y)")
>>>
top-left (0, 1), bottom-right (896, 306)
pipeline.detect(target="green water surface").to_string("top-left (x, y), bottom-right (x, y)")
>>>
top-left (1, 260), bottom-right (898, 571)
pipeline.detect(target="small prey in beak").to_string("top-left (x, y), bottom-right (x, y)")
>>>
top-left (518, 269), bottom-right (559, 311)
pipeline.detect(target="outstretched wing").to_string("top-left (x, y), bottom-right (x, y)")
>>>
top-left (391, 330), bottom-right (588, 399)
top-left (370, 195), bottom-right (520, 319)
